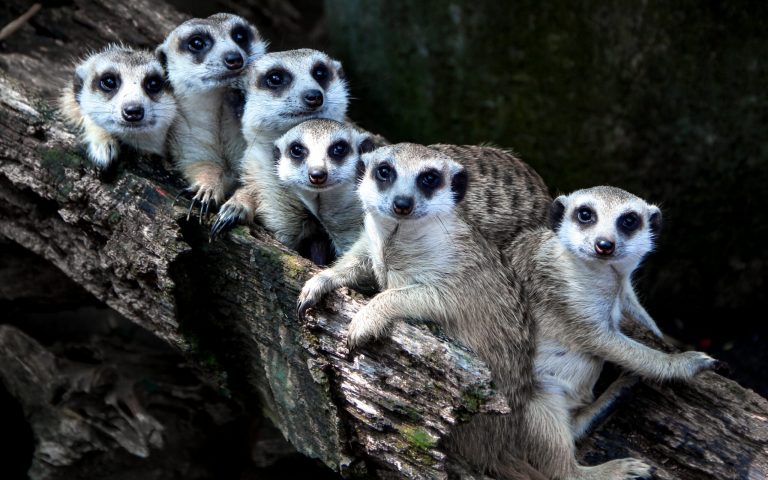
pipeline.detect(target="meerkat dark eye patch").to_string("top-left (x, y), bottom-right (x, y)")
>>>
top-left (231, 25), bottom-right (250, 47)
top-left (143, 74), bottom-right (164, 96)
top-left (373, 162), bottom-right (396, 189)
top-left (617, 212), bottom-right (641, 235)
top-left (95, 72), bottom-right (120, 97)
top-left (575, 206), bottom-right (596, 226)
top-left (260, 68), bottom-right (292, 92)
top-left (311, 62), bottom-right (332, 89)
top-left (450, 169), bottom-right (468, 203)
top-left (416, 169), bottom-right (443, 198)
top-left (289, 142), bottom-right (308, 162)
top-left (328, 140), bottom-right (350, 161)
top-left (183, 32), bottom-right (213, 62)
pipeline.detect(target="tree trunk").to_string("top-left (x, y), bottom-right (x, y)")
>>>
top-left (0, 1), bottom-right (766, 479)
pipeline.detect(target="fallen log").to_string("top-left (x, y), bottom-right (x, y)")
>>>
top-left (0, 2), bottom-right (766, 479)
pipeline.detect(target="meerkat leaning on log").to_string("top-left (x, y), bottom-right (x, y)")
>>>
top-left (157, 13), bottom-right (266, 218)
top-left (297, 143), bottom-right (545, 479)
top-left (274, 119), bottom-right (376, 255)
top-left (59, 45), bottom-right (177, 170)
top-left (210, 49), bottom-right (349, 249)
top-left (503, 186), bottom-right (721, 480)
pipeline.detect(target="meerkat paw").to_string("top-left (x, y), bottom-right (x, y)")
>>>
top-left (87, 138), bottom-right (119, 170)
top-left (210, 198), bottom-right (251, 240)
top-left (673, 351), bottom-right (721, 378)
top-left (187, 182), bottom-right (225, 223)
top-left (297, 274), bottom-right (333, 321)
top-left (578, 457), bottom-right (653, 480)
top-left (347, 307), bottom-right (394, 350)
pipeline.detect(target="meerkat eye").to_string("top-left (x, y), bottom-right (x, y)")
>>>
top-left (618, 212), bottom-right (640, 232)
top-left (577, 207), bottom-right (595, 224)
top-left (98, 73), bottom-right (119, 92)
top-left (328, 140), bottom-right (349, 160)
top-left (188, 35), bottom-right (207, 52)
top-left (143, 75), bottom-right (164, 95)
top-left (264, 69), bottom-right (289, 89)
top-left (231, 25), bottom-right (249, 46)
top-left (289, 142), bottom-right (307, 160)
top-left (417, 169), bottom-right (442, 191)
top-left (312, 63), bottom-right (330, 82)
top-left (375, 163), bottom-right (393, 182)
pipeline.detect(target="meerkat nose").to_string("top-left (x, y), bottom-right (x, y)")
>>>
top-left (303, 89), bottom-right (324, 109)
top-left (224, 52), bottom-right (244, 70)
top-left (122, 103), bottom-right (145, 122)
top-left (308, 168), bottom-right (327, 185)
top-left (595, 238), bottom-right (615, 256)
top-left (393, 196), bottom-right (414, 216)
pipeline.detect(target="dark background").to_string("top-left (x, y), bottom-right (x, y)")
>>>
top-left (1, 0), bottom-right (766, 478)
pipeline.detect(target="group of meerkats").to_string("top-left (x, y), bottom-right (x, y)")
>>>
top-left (60, 12), bottom-right (720, 480)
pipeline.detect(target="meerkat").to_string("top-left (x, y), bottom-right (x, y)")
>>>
top-left (502, 186), bottom-right (720, 480)
top-left (274, 119), bottom-right (375, 256)
top-left (59, 44), bottom-right (177, 169)
top-left (210, 49), bottom-right (349, 249)
top-left (157, 13), bottom-right (266, 218)
top-left (297, 143), bottom-right (544, 479)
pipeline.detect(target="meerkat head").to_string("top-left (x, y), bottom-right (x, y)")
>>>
top-left (72, 45), bottom-right (177, 139)
top-left (157, 13), bottom-right (265, 94)
top-left (549, 186), bottom-right (662, 268)
top-left (275, 119), bottom-right (375, 193)
top-left (358, 143), bottom-right (468, 221)
top-left (241, 49), bottom-right (349, 137)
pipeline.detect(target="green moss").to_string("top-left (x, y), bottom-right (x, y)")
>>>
top-left (107, 210), bottom-right (122, 225)
top-left (402, 426), bottom-right (436, 452)
top-left (39, 147), bottom-right (85, 178)
top-left (461, 390), bottom-right (481, 414)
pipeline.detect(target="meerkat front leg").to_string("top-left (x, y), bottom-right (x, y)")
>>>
top-left (184, 160), bottom-right (233, 222)
top-left (621, 282), bottom-right (663, 338)
top-left (585, 329), bottom-right (718, 382)
top-left (347, 285), bottom-right (444, 349)
top-left (571, 375), bottom-right (640, 441)
top-left (81, 116), bottom-right (119, 169)
top-left (298, 236), bottom-right (373, 319)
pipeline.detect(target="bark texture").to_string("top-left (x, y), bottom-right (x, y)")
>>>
top-left (0, 1), bottom-right (766, 479)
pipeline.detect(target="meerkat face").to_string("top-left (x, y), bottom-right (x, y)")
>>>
top-left (73, 46), bottom-right (177, 138)
top-left (550, 186), bottom-right (662, 266)
top-left (358, 143), bottom-right (468, 221)
top-left (157, 13), bottom-right (265, 94)
top-left (275, 119), bottom-right (375, 192)
top-left (241, 49), bottom-right (349, 136)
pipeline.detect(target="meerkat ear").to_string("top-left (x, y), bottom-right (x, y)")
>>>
top-left (155, 45), bottom-right (168, 78)
top-left (73, 65), bottom-right (86, 99)
top-left (450, 167), bottom-right (468, 204)
top-left (273, 146), bottom-right (281, 165)
top-left (549, 196), bottom-right (567, 231)
top-left (649, 205), bottom-right (662, 236)
top-left (333, 60), bottom-right (346, 81)
top-left (358, 136), bottom-right (376, 154)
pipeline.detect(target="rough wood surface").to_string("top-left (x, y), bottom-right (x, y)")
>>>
top-left (0, 2), bottom-right (767, 479)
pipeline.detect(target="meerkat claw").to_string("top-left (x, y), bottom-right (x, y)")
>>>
top-left (297, 300), bottom-right (315, 321)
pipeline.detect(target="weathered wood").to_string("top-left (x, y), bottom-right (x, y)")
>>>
top-left (0, 2), bottom-right (767, 479)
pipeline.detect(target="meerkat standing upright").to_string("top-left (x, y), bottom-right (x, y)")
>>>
top-left (59, 45), bottom-right (177, 169)
top-left (157, 13), bottom-right (266, 217)
top-left (273, 119), bottom-right (375, 255)
top-left (210, 49), bottom-right (349, 249)
top-left (502, 186), bottom-right (719, 479)
top-left (297, 144), bottom-right (543, 479)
